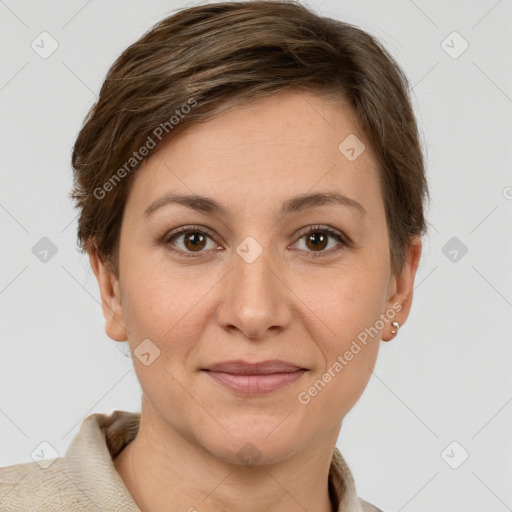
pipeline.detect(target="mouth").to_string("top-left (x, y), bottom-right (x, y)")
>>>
top-left (201, 359), bottom-right (308, 395)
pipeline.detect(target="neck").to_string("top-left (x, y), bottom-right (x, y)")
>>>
top-left (114, 402), bottom-right (340, 512)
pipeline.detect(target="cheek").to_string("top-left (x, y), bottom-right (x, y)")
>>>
top-left (299, 347), bottom-right (378, 423)
top-left (299, 257), bottom-right (389, 344)
top-left (120, 259), bottom-right (216, 358)
top-left (297, 254), bottom-right (388, 387)
top-left (296, 274), bottom-right (385, 418)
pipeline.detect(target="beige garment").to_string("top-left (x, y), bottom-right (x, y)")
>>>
top-left (0, 410), bottom-right (382, 511)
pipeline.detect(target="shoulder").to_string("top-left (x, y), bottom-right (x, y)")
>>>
top-left (0, 458), bottom-right (97, 511)
top-left (0, 410), bottom-right (141, 511)
top-left (358, 496), bottom-right (384, 512)
top-left (329, 446), bottom-right (383, 512)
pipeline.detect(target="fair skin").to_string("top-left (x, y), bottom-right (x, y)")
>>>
top-left (89, 91), bottom-right (421, 512)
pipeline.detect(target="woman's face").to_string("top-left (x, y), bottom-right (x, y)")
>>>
top-left (91, 91), bottom-right (421, 464)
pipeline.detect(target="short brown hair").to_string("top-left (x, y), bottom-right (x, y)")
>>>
top-left (70, 0), bottom-right (429, 277)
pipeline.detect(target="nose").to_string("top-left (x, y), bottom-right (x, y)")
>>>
top-left (216, 243), bottom-right (292, 340)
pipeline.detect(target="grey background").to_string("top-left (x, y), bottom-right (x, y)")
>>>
top-left (1, 1), bottom-right (511, 510)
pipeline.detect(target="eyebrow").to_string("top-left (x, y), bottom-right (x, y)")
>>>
top-left (143, 191), bottom-right (366, 218)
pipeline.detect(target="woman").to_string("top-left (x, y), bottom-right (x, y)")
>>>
top-left (0, 1), bottom-right (428, 510)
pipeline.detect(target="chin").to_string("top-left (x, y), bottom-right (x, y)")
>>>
top-left (211, 438), bottom-right (300, 467)
top-left (196, 417), bottom-right (306, 467)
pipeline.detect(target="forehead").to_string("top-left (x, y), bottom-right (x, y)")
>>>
top-left (125, 91), bottom-right (382, 219)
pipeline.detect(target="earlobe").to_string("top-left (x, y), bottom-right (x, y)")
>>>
top-left (382, 237), bottom-right (422, 342)
top-left (88, 248), bottom-right (128, 342)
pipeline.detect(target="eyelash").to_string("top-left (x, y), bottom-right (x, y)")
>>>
top-left (162, 224), bottom-right (351, 260)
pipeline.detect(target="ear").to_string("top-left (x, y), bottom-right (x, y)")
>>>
top-left (382, 236), bottom-right (422, 341)
top-left (88, 247), bottom-right (128, 342)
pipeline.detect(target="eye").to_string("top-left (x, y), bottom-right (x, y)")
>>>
top-left (291, 225), bottom-right (349, 258)
top-left (163, 225), bottom-right (221, 258)
top-left (162, 224), bottom-right (351, 259)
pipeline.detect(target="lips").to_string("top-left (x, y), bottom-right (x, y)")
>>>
top-left (203, 359), bottom-right (306, 374)
top-left (201, 359), bottom-right (307, 395)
